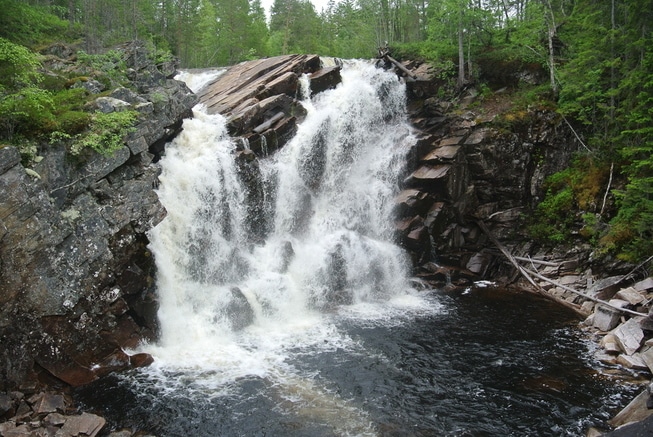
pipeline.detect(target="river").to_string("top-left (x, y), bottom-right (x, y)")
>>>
top-left (75, 61), bottom-right (635, 436)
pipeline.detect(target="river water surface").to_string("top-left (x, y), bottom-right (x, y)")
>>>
top-left (76, 62), bottom-right (636, 436)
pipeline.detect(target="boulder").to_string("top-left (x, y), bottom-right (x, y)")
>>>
top-left (639, 346), bottom-right (653, 374)
top-left (30, 392), bottom-right (65, 414)
top-left (616, 287), bottom-right (645, 305)
top-left (588, 276), bottom-right (624, 300)
top-left (129, 353), bottom-right (154, 368)
top-left (608, 389), bottom-right (653, 429)
top-left (225, 287), bottom-right (255, 331)
top-left (634, 277), bottom-right (653, 292)
top-left (58, 412), bottom-right (106, 437)
top-left (466, 252), bottom-right (491, 276)
top-left (613, 317), bottom-right (645, 356)
top-left (617, 353), bottom-right (649, 371)
top-left (309, 66), bottom-right (342, 95)
top-left (394, 189), bottom-right (433, 218)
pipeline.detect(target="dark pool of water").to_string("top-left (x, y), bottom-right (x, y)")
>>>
top-left (75, 287), bottom-right (638, 436)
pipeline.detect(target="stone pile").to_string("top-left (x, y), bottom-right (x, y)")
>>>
top-left (0, 391), bottom-right (106, 437)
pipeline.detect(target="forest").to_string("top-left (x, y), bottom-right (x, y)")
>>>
top-left (0, 0), bottom-right (651, 262)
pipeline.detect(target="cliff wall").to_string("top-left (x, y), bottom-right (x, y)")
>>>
top-left (0, 41), bottom-right (196, 389)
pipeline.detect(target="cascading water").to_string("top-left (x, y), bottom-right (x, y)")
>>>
top-left (141, 61), bottom-right (433, 434)
top-left (75, 62), bottom-right (637, 437)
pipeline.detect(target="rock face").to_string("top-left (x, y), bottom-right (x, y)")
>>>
top-left (0, 41), bottom-right (196, 389)
top-left (394, 62), bottom-right (580, 285)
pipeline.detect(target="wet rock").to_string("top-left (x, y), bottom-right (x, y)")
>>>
top-left (129, 353), bottom-right (154, 368)
top-left (639, 347), bottom-right (653, 374)
top-left (44, 412), bottom-right (67, 426)
top-left (0, 393), bottom-right (13, 419)
top-left (278, 241), bottom-right (295, 273)
top-left (393, 189), bottom-right (433, 218)
top-left (108, 430), bottom-right (133, 437)
top-left (608, 389), bottom-right (653, 430)
top-left (605, 414), bottom-right (653, 436)
top-left (309, 66), bottom-right (342, 95)
top-left (226, 287), bottom-right (255, 331)
top-left (197, 54), bottom-right (329, 152)
top-left (94, 350), bottom-right (131, 378)
top-left (30, 392), bottom-right (65, 414)
top-left (617, 353), bottom-right (648, 371)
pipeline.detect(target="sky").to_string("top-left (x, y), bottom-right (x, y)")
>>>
top-left (261, 0), bottom-right (334, 20)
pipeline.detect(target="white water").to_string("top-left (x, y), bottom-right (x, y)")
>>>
top-left (142, 61), bottom-right (440, 434)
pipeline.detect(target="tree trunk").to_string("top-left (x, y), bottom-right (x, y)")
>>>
top-left (457, 5), bottom-right (465, 89)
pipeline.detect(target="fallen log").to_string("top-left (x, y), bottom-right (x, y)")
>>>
top-left (476, 221), bottom-right (584, 315)
top-left (513, 256), bottom-right (559, 267)
top-left (523, 266), bottom-right (647, 317)
top-left (253, 111), bottom-right (285, 134)
top-left (477, 220), bottom-right (648, 318)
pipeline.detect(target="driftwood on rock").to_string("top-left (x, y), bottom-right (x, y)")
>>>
top-left (377, 46), bottom-right (417, 80)
top-left (477, 220), bottom-right (648, 318)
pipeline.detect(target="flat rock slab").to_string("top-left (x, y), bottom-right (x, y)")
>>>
top-left (198, 54), bottom-right (319, 115)
top-left (422, 145), bottom-right (461, 163)
top-left (616, 287), bottom-right (645, 305)
top-left (613, 317), bottom-right (645, 356)
top-left (31, 393), bottom-right (65, 414)
top-left (58, 412), bottom-right (105, 437)
top-left (633, 277), bottom-right (653, 292)
top-left (608, 389), bottom-right (653, 430)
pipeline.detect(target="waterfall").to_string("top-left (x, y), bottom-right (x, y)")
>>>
top-left (141, 62), bottom-right (433, 429)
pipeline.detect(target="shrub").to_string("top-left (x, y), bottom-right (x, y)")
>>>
top-left (0, 86), bottom-right (55, 139)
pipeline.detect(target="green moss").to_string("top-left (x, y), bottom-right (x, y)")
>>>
top-left (71, 110), bottom-right (138, 156)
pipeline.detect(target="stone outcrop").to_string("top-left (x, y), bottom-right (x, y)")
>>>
top-left (0, 41), bottom-right (196, 390)
top-left (394, 61), bottom-right (580, 286)
top-left (197, 54), bottom-right (341, 155)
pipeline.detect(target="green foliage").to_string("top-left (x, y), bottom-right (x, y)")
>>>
top-left (0, 37), bottom-right (43, 89)
top-left (0, 0), bottom-right (73, 47)
top-left (528, 158), bottom-right (610, 245)
top-left (529, 179), bottom-right (575, 244)
top-left (76, 50), bottom-right (129, 87)
top-left (0, 86), bottom-right (55, 140)
top-left (71, 110), bottom-right (138, 156)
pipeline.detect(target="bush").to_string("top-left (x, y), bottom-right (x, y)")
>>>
top-left (0, 86), bottom-right (55, 139)
top-left (76, 50), bottom-right (129, 88)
